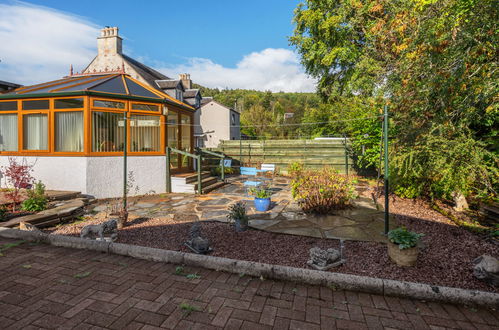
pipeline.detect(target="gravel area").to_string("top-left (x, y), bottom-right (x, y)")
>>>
top-left (47, 196), bottom-right (499, 293)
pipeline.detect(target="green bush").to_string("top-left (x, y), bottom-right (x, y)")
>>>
top-left (227, 201), bottom-right (248, 225)
top-left (211, 166), bottom-right (236, 176)
top-left (249, 187), bottom-right (271, 199)
top-left (387, 227), bottom-right (424, 250)
top-left (391, 133), bottom-right (498, 201)
top-left (0, 206), bottom-right (7, 222)
top-left (291, 167), bottom-right (357, 214)
top-left (287, 162), bottom-right (304, 177)
top-left (21, 181), bottom-right (48, 212)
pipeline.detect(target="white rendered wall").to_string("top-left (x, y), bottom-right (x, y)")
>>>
top-left (0, 156), bottom-right (166, 199)
top-left (0, 156), bottom-right (87, 193)
top-left (86, 156), bottom-right (166, 198)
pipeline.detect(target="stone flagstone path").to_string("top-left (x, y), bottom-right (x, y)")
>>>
top-left (92, 176), bottom-right (391, 242)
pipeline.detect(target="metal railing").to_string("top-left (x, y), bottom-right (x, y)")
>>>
top-left (196, 148), bottom-right (227, 181)
top-left (166, 147), bottom-right (202, 194)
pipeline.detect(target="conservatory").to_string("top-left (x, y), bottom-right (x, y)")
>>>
top-left (0, 73), bottom-right (195, 198)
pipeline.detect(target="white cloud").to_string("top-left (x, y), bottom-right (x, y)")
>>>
top-left (0, 2), bottom-right (315, 93)
top-left (157, 48), bottom-right (317, 93)
top-left (0, 1), bottom-right (98, 85)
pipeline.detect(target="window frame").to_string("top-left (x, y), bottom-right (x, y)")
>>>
top-left (130, 101), bottom-right (161, 114)
top-left (128, 113), bottom-right (164, 155)
top-left (20, 111), bottom-right (51, 153)
top-left (0, 112), bottom-right (20, 152)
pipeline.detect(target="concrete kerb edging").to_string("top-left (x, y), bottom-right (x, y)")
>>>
top-left (1, 227), bottom-right (497, 307)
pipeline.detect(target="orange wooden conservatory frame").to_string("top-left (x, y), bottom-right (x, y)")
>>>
top-left (0, 75), bottom-right (195, 173)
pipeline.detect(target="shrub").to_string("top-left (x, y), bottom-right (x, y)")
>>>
top-left (211, 166), bottom-right (235, 176)
top-left (291, 167), bottom-right (357, 214)
top-left (249, 187), bottom-right (271, 199)
top-left (0, 206), bottom-right (7, 222)
top-left (2, 157), bottom-right (35, 211)
top-left (227, 201), bottom-right (248, 225)
top-left (387, 227), bottom-right (424, 250)
top-left (287, 162), bottom-right (304, 177)
top-left (21, 181), bottom-right (48, 212)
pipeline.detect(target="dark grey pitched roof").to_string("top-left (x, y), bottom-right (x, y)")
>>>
top-left (183, 89), bottom-right (200, 98)
top-left (156, 79), bottom-right (183, 90)
top-left (122, 54), bottom-right (170, 89)
top-left (201, 97), bottom-right (213, 105)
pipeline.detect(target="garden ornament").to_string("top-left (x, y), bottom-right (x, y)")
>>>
top-left (80, 218), bottom-right (118, 242)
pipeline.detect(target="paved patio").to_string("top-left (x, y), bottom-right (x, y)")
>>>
top-left (93, 176), bottom-right (390, 243)
top-left (1, 237), bottom-right (497, 330)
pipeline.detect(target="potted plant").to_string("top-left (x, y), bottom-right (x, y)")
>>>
top-left (387, 227), bottom-right (424, 267)
top-left (250, 187), bottom-right (272, 212)
top-left (227, 201), bottom-right (249, 232)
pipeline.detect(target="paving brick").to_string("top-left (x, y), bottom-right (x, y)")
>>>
top-left (224, 318), bottom-right (243, 330)
top-left (260, 305), bottom-right (277, 326)
top-left (212, 306), bottom-right (233, 327)
top-left (0, 238), bottom-right (494, 330)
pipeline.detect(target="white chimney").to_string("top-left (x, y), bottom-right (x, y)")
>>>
top-left (97, 27), bottom-right (122, 56)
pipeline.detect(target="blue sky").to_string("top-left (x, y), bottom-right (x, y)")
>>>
top-left (0, 0), bottom-right (315, 92)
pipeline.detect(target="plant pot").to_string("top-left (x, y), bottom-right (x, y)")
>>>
top-left (254, 198), bottom-right (271, 212)
top-left (387, 241), bottom-right (419, 267)
top-left (234, 218), bottom-right (247, 232)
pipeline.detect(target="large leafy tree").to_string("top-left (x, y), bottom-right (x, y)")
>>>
top-left (291, 0), bottom-right (498, 200)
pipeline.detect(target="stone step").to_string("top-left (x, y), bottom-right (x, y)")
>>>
top-left (171, 176), bottom-right (224, 194)
top-left (171, 171), bottom-right (211, 184)
top-left (200, 181), bottom-right (226, 194)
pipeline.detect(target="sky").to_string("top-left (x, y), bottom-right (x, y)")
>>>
top-left (0, 0), bottom-right (316, 92)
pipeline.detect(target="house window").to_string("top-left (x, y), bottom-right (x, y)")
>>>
top-left (131, 103), bottom-right (159, 112)
top-left (130, 115), bottom-right (161, 152)
top-left (23, 100), bottom-right (49, 110)
top-left (231, 113), bottom-right (236, 126)
top-left (54, 98), bottom-right (84, 109)
top-left (55, 112), bottom-right (83, 152)
top-left (175, 89), bottom-right (183, 102)
top-left (0, 101), bottom-right (17, 111)
top-left (92, 112), bottom-right (124, 152)
top-left (23, 114), bottom-right (48, 150)
top-left (92, 99), bottom-right (125, 109)
top-left (0, 114), bottom-right (18, 151)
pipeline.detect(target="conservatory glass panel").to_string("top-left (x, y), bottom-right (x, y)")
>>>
top-left (92, 112), bottom-right (124, 152)
top-left (167, 111), bottom-right (178, 167)
top-left (23, 114), bottom-right (48, 150)
top-left (0, 114), bottom-right (18, 151)
top-left (55, 112), bottom-right (83, 152)
top-left (130, 115), bottom-right (161, 152)
top-left (180, 114), bottom-right (191, 167)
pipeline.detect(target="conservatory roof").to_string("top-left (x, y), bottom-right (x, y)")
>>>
top-left (1, 74), bottom-right (194, 110)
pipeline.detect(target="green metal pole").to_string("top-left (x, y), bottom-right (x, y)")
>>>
top-left (123, 112), bottom-right (128, 211)
top-left (197, 155), bottom-right (202, 194)
top-left (239, 139), bottom-right (242, 169)
top-left (344, 135), bottom-right (349, 176)
top-left (166, 147), bottom-right (171, 193)
top-left (383, 105), bottom-right (390, 235)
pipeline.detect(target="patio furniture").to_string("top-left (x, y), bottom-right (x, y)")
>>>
top-left (258, 163), bottom-right (276, 182)
top-left (240, 167), bottom-right (262, 194)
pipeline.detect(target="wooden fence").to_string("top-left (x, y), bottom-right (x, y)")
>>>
top-left (209, 139), bottom-right (354, 174)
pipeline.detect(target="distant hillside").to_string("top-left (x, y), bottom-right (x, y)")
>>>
top-left (193, 84), bottom-right (322, 138)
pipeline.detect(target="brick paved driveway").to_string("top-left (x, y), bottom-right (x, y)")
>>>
top-left (0, 238), bottom-right (497, 330)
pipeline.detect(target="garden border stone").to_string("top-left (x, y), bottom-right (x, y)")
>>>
top-left (0, 227), bottom-right (497, 307)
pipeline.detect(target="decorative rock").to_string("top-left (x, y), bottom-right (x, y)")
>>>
top-left (185, 222), bottom-right (211, 254)
top-left (473, 255), bottom-right (499, 286)
top-left (307, 247), bottom-right (345, 270)
top-left (80, 219), bottom-right (118, 242)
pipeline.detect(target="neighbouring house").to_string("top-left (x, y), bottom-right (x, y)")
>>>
top-left (0, 69), bottom-right (196, 198)
top-left (0, 80), bottom-right (22, 93)
top-left (194, 98), bottom-right (240, 148)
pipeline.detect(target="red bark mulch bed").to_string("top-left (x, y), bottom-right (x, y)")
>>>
top-left (47, 196), bottom-right (499, 293)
